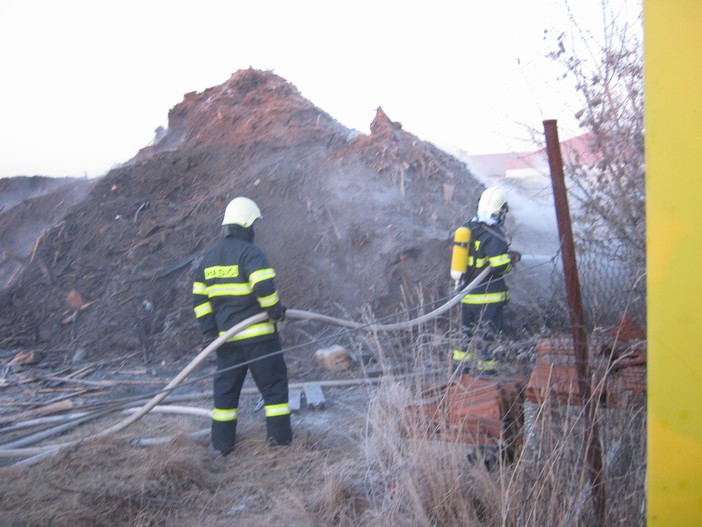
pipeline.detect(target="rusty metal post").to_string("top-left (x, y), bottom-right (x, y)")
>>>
top-left (543, 119), bottom-right (605, 523)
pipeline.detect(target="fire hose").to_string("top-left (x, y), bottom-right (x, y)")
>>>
top-left (0, 267), bottom-right (490, 465)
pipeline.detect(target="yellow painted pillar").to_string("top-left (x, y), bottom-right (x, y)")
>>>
top-left (645, 1), bottom-right (702, 525)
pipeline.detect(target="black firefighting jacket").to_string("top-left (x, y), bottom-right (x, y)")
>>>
top-left (461, 220), bottom-right (513, 305)
top-left (192, 228), bottom-right (285, 344)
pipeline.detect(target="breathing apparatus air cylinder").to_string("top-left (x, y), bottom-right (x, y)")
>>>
top-left (450, 226), bottom-right (471, 288)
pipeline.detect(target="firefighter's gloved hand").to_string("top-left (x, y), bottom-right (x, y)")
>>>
top-left (268, 304), bottom-right (287, 323)
top-left (510, 251), bottom-right (522, 263)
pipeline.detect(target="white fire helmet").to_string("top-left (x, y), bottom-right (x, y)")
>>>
top-left (222, 197), bottom-right (262, 228)
top-left (477, 187), bottom-right (508, 224)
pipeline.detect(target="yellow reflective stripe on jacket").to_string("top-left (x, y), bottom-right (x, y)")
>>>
top-left (211, 408), bottom-right (238, 422)
top-left (264, 403), bottom-right (290, 417)
top-left (461, 291), bottom-right (509, 304)
top-left (223, 322), bottom-right (276, 342)
top-left (204, 265), bottom-right (239, 280)
top-left (192, 281), bottom-right (208, 295)
top-left (194, 301), bottom-right (213, 318)
top-left (249, 268), bottom-right (276, 287)
top-left (258, 291), bottom-right (280, 308)
top-left (452, 350), bottom-right (473, 362)
top-left (468, 256), bottom-right (489, 268)
top-left (489, 253), bottom-right (511, 267)
top-left (207, 282), bottom-right (253, 296)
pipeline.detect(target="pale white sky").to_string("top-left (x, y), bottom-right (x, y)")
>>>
top-left (0, 0), bottom-right (637, 178)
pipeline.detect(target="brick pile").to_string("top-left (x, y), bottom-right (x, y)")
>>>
top-left (403, 375), bottom-right (524, 457)
top-left (523, 318), bottom-right (646, 408)
top-left (603, 316), bottom-right (647, 407)
top-left (402, 319), bottom-right (646, 458)
top-left (524, 337), bottom-right (603, 405)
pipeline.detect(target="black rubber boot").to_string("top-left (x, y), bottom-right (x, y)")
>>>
top-left (211, 420), bottom-right (237, 455)
top-left (266, 414), bottom-right (292, 446)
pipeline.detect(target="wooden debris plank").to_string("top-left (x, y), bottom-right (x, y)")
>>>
top-left (0, 399), bottom-right (73, 425)
top-left (108, 379), bottom-right (169, 385)
top-left (66, 365), bottom-right (96, 379)
top-left (37, 374), bottom-right (118, 387)
top-left (36, 387), bottom-right (90, 393)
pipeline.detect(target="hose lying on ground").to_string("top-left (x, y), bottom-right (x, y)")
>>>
top-left (0, 268), bottom-right (490, 465)
top-left (0, 313), bottom-right (269, 464)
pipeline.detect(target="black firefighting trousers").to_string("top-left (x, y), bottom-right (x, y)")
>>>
top-left (211, 338), bottom-right (292, 454)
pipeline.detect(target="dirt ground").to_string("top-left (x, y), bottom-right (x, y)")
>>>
top-left (0, 380), bottom-right (377, 526)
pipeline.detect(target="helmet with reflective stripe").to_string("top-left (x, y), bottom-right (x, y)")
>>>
top-left (477, 187), bottom-right (508, 224)
top-left (222, 197), bottom-right (262, 228)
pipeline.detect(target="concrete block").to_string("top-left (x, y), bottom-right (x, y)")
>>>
top-left (288, 388), bottom-right (302, 412)
top-left (303, 383), bottom-right (326, 410)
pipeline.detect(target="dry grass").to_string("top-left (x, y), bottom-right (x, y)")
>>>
top-left (329, 377), bottom-right (645, 527)
top-left (322, 320), bottom-right (647, 527)
top-left (0, 323), bottom-right (645, 526)
top-left (0, 434), bottom-right (214, 526)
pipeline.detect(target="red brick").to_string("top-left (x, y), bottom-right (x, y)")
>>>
top-left (535, 337), bottom-right (602, 360)
top-left (525, 358), bottom-right (581, 404)
top-left (605, 365), bottom-right (646, 407)
top-left (403, 375), bottom-right (525, 450)
top-left (609, 315), bottom-right (646, 343)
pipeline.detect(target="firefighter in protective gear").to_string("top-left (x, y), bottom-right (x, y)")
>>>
top-left (192, 197), bottom-right (291, 454)
top-left (451, 187), bottom-right (517, 375)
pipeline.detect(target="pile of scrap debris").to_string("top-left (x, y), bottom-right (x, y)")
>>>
top-left (0, 68), bottom-right (485, 376)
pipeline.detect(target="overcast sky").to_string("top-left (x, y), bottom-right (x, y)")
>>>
top-left (0, 0), bottom-right (639, 179)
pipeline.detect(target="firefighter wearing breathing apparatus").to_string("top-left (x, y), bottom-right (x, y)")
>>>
top-left (450, 187), bottom-right (520, 375)
top-left (192, 197), bottom-right (291, 454)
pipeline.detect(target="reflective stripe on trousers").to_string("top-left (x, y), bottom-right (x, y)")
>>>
top-left (265, 403), bottom-right (290, 417)
top-left (461, 291), bottom-right (509, 304)
top-left (211, 408), bottom-right (238, 422)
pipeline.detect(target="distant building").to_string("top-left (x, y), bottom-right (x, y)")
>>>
top-left (462, 133), bottom-right (597, 181)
